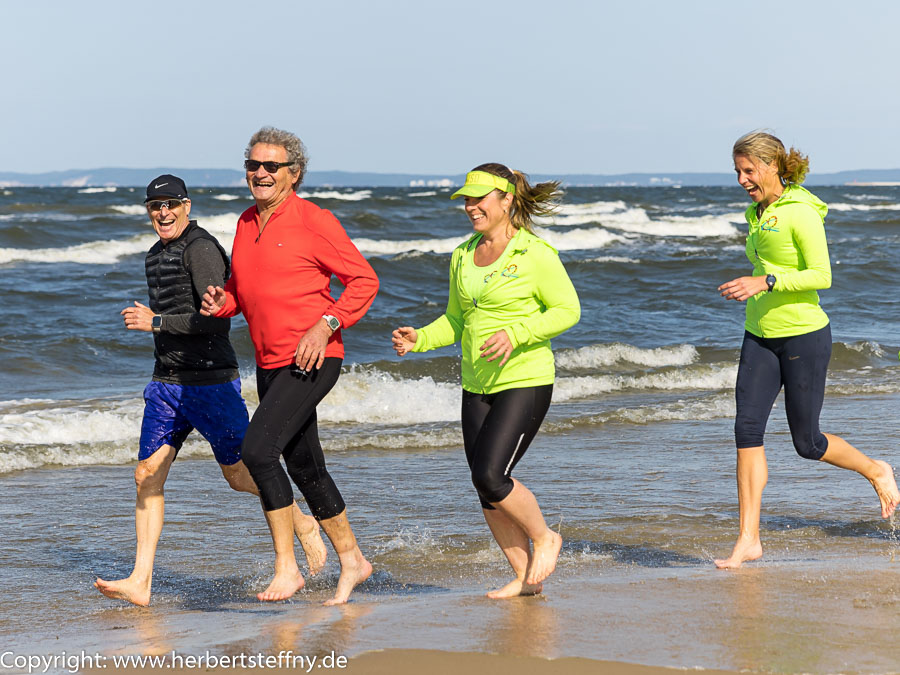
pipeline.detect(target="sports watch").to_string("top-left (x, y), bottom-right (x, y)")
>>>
top-left (152, 314), bottom-right (162, 333)
top-left (765, 274), bottom-right (777, 292)
top-left (323, 314), bottom-right (340, 333)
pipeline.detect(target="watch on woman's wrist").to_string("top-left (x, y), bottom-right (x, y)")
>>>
top-left (765, 274), bottom-right (777, 292)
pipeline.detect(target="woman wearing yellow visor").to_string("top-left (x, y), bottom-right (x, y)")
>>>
top-left (392, 164), bottom-right (580, 597)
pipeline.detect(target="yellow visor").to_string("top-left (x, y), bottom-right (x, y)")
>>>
top-left (450, 171), bottom-right (516, 199)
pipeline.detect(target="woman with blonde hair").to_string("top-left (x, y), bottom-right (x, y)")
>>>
top-left (716, 131), bottom-right (899, 569)
top-left (393, 163), bottom-right (580, 597)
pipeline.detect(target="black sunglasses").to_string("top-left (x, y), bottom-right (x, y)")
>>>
top-left (244, 160), bottom-right (293, 173)
top-left (146, 199), bottom-right (185, 212)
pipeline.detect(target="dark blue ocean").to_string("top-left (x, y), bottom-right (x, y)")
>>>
top-left (1, 184), bottom-right (898, 672)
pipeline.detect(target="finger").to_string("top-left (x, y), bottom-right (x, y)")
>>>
top-left (498, 351), bottom-right (511, 367)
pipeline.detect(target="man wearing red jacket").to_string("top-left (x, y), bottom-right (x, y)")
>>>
top-left (202, 127), bottom-right (378, 605)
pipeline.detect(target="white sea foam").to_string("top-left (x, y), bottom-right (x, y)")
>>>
top-left (535, 226), bottom-right (625, 250)
top-left (110, 204), bottom-right (147, 215)
top-left (826, 202), bottom-right (900, 212)
top-left (586, 255), bottom-right (640, 263)
top-left (556, 343), bottom-right (698, 370)
top-left (213, 194), bottom-right (242, 201)
top-left (553, 365), bottom-right (738, 401)
top-left (589, 393), bottom-right (736, 425)
top-left (298, 189), bottom-right (372, 201)
top-left (0, 234), bottom-right (156, 265)
top-left (78, 187), bottom-right (117, 194)
top-left (408, 191), bottom-right (437, 197)
top-left (355, 235), bottom-right (463, 255)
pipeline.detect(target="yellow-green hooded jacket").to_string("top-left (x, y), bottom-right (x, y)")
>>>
top-left (412, 228), bottom-right (580, 393)
top-left (743, 184), bottom-right (831, 338)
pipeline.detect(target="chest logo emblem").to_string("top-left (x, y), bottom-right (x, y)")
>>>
top-left (760, 216), bottom-right (779, 232)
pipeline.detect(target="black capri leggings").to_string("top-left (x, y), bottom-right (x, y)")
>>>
top-left (242, 358), bottom-right (345, 519)
top-left (734, 324), bottom-right (831, 460)
top-left (461, 384), bottom-right (553, 509)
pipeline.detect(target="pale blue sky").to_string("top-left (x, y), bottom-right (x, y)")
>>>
top-left (4, 0), bottom-right (899, 175)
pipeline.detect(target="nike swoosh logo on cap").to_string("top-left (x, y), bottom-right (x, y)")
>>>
top-left (154, 182), bottom-right (168, 189)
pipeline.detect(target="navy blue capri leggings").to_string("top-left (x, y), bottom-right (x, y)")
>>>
top-left (462, 384), bottom-right (553, 509)
top-left (734, 324), bottom-right (831, 460)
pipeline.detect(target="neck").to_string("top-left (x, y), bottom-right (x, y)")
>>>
top-left (256, 194), bottom-right (290, 220)
top-left (479, 220), bottom-right (515, 245)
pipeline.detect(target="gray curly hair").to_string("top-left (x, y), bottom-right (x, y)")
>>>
top-left (245, 126), bottom-right (309, 190)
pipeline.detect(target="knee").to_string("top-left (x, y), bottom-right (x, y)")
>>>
top-left (792, 433), bottom-right (828, 461)
top-left (471, 467), bottom-right (511, 505)
top-left (134, 462), bottom-right (165, 493)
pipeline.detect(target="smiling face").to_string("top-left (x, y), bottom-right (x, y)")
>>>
top-left (246, 143), bottom-right (300, 211)
top-left (463, 189), bottom-right (514, 237)
top-left (734, 153), bottom-right (783, 209)
top-left (148, 199), bottom-right (191, 244)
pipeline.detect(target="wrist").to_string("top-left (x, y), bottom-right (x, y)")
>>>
top-left (152, 314), bottom-right (162, 333)
top-left (322, 314), bottom-right (340, 335)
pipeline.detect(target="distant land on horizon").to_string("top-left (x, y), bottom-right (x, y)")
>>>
top-left (2, 168), bottom-right (900, 188)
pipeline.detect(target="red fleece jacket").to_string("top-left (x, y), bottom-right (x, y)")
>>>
top-left (217, 193), bottom-right (379, 368)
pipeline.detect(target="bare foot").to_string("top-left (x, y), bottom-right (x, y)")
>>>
top-left (94, 577), bottom-right (151, 607)
top-left (486, 578), bottom-right (543, 599)
top-left (525, 530), bottom-right (562, 585)
top-left (714, 537), bottom-right (762, 569)
top-left (257, 568), bottom-right (304, 602)
top-left (870, 460), bottom-right (900, 519)
top-left (323, 551), bottom-right (372, 606)
top-left (294, 513), bottom-right (327, 576)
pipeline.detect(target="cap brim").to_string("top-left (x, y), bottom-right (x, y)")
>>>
top-left (450, 184), bottom-right (498, 200)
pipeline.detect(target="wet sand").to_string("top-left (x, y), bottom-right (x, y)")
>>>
top-left (64, 559), bottom-right (900, 674)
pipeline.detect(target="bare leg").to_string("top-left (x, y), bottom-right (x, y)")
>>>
top-left (820, 433), bottom-right (900, 518)
top-left (482, 507), bottom-right (543, 599)
top-left (715, 446), bottom-right (767, 569)
top-left (257, 505), bottom-right (305, 601)
top-left (318, 509), bottom-right (372, 606)
top-left (491, 478), bottom-right (562, 586)
top-left (94, 445), bottom-right (178, 606)
top-left (220, 461), bottom-right (327, 574)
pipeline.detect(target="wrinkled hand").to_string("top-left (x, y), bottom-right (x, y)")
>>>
top-left (121, 301), bottom-right (154, 332)
top-left (480, 330), bottom-right (513, 367)
top-left (294, 319), bottom-right (332, 373)
top-left (392, 327), bottom-right (418, 356)
top-left (200, 285), bottom-right (226, 316)
top-left (719, 276), bottom-right (768, 302)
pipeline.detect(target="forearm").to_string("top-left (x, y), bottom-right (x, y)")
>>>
top-left (158, 313), bottom-right (231, 335)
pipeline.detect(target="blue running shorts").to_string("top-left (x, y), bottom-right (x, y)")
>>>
top-left (139, 379), bottom-right (250, 465)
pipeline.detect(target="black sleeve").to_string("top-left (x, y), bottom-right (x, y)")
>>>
top-left (159, 239), bottom-right (231, 336)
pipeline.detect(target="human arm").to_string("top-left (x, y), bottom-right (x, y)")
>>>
top-left (776, 205), bottom-right (831, 292)
top-left (503, 247), bottom-right (581, 349)
top-left (159, 240), bottom-right (232, 334)
top-left (312, 212), bottom-right (379, 329)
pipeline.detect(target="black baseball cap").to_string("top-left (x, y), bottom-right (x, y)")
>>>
top-left (145, 174), bottom-right (189, 202)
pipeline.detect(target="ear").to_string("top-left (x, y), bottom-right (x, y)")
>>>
top-left (183, 198), bottom-right (192, 217)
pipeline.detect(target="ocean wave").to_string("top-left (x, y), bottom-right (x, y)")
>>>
top-left (213, 194), bottom-right (242, 201)
top-left (298, 189), bottom-right (372, 201)
top-left (828, 202), bottom-right (900, 212)
top-left (110, 204), bottom-right (147, 215)
top-left (78, 187), bottom-right (117, 194)
top-left (585, 255), bottom-right (640, 263)
top-left (0, 234), bottom-right (156, 265)
top-left (556, 343), bottom-right (698, 370)
top-left (554, 365), bottom-right (737, 401)
top-left (407, 191), bottom-right (437, 197)
top-left (576, 393), bottom-right (736, 426)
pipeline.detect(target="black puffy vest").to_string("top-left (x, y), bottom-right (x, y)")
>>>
top-left (145, 221), bottom-right (239, 384)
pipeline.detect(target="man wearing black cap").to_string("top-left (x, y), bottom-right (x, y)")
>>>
top-left (94, 174), bottom-right (326, 606)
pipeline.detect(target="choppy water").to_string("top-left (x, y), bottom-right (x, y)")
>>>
top-left (1, 185), bottom-right (899, 671)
